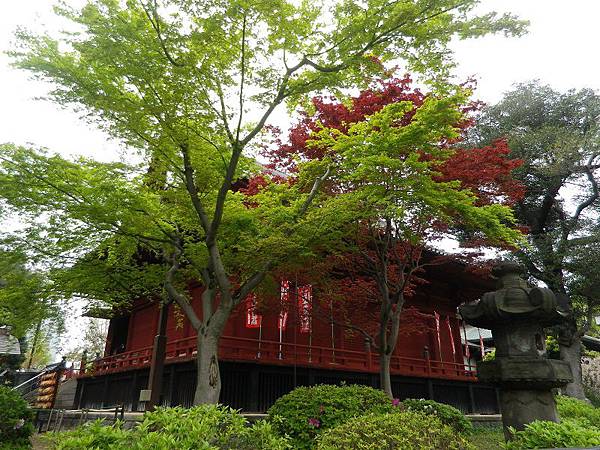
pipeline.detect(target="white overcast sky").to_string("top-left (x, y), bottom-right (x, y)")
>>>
top-left (2, 0), bottom-right (600, 359)
top-left (2, 0), bottom-right (600, 162)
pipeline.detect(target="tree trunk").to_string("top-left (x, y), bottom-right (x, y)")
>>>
top-left (380, 352), bottom-right (393, 398)
top-left (557, 310), bottom-right (588, 401)
top-left (193, 332), bottom-right (221, 405)
top-left (27, 320), bottom-right (42, 369)
top-left (560, 336), bottom-right (588, 400)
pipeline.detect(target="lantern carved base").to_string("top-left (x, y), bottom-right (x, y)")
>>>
top-left (478, 357), bottom-right (572, 439)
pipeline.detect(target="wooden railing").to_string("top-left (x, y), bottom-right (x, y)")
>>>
top-left (78, 335), bottom-right (476, 381)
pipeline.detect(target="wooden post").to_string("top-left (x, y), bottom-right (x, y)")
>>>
top-left (248, 366), bottom-right (260, 412)
top-left (167, 366), bottom-right (176, 407)
top-left (101, 376), bottom-right (109, 408)
top-left (468, 383), bottom-right (476, 413)
top-left (427, 379), bottom-right (435, 401)
top-left (74, 378), bottom-right (85, 409)
top-left (79, 351), bottom-right (88, 376)
top-left (145, 301), bottom-right (170, 411)
top-left (130, 370), bottom-right (139, 412)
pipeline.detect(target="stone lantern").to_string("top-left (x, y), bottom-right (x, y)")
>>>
top-left (459, 262), bottom-right (573, 439)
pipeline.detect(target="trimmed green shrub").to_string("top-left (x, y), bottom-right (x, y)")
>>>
top-left (401, 398), bottom-right (474, 434)
top-left (316, 411), bottom-right (475, 450)
top-left (47, 405), bottom-right (290, 450)
top-left (504, 419), bottom-right (600, 449)
top-left (267, 384), bottom-right (393, 449)
top-left (0, 385), bottom-right (34, 450)
top-left (556, 394), bottom-right (600, 426)
top-left (46, 419), bottom-right (129, 450)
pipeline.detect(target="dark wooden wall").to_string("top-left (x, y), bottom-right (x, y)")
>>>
top-left (75, 361), bottom-right (499, 414)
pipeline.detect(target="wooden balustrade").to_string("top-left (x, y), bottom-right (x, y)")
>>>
top-left (78, 335), bottom-right (476, 382)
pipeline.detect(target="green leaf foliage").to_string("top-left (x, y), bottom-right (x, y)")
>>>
top-left (556, 394), bottom-right (600, 426)
top-left (316, 411), bottom-right (474, 450)
top-left (502, 397), bottom-right (600, 449)
top-left (586, 387), bottom-right (600, 409)
top-left (3, 0), bottom-right (527, 300)
top-left (308, 94), bottom-right (524, 248)
top-left (267, 384), bottom-right (393, 450)
top-left (3, 0), bottom-right (526, 403)
top-left (0, 143), bottom-right (176, 309)
top-left (47, 405), bottom-right (290, 450)
top-left (467, 427), bottom-right (504, 450)
top-left (504, 419), bottom-right (600, 450)
top-left (0, 248), bottom-right (62, 339)
top-left (401, 398), bottom-right (474, 434)
top-left (0, 385), bottom-right (34, 449)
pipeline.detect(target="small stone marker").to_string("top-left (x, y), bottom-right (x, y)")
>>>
top-left (139, 389), bottom-right (152, 403)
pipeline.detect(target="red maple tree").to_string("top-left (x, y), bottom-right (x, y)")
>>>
top-left (249, 75), bottom-right (524, 396)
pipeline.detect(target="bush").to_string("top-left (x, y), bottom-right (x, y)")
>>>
top-left (545, 335), bottom-right (560, 359)
top-left (0, 385), bottom-right (34, 449)
top-left (504, 419), bottom-right (600, 449)
top-left (316, 411), bottom-right (475, 450)
top-left (401, 398), bottom-right (474, 434)
top-left (483, 349), bottom-right (495, 362)
top-left (46, 419), bottom-right (129, 450)
top-left (556, 394), bottom-right (600, 426)
top-left (267, 384), bottom-right (393, 449)
top-left (48, 405), bottom-right (289, 450)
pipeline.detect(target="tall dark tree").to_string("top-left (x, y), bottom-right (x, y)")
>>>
top-left (467, 81), bottom-right (600, 399)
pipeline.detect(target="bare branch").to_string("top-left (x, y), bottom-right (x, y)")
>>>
top-left (239, 57), bottom-right (308, 148)
top-left (214, 79), bottom-right (236, 144)
top-left (297, 166), bottom-right (331, 217)
top-left (206, 143), bottom-right (242, 246)
top-left (233, 263), bottom-right (272, 306)
top-left (140, 0), bottom-right (185, 68)
top-left (312, 300), bottom-right (379, 351)
top-left (235, 12), bottom-right (247, 143)
top-left (179, 142), bottom-right (211, 232)
top-left (558, 155), bottom-right (600, 255)
top-left (569, 157), bottom-right (599, 230)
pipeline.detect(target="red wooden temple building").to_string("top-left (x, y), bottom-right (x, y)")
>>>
top-left (73, 255), bottom-right (499, 413)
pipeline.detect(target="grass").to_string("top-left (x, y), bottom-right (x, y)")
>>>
top-left (468, 426), bottom-right (505, 450)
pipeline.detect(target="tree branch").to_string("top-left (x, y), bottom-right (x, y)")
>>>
top-left (179, 142), bottom-right (211, 232)
top-left (163, 247), bottom-right (202, 330)
top-left (235, 12), bottom-right (247, 143)
top-left (233, 263), bottom-right (271, 306)
top-left (558, 155), bottom-right (600, 255)
top-left (140, 0), bottom-right (185, 68)
top-left (214, 79), bottom-right (236, 145)
top-left (297, 166), bottom-right (331, 218)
